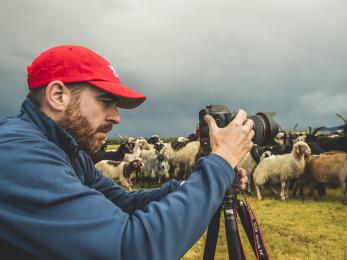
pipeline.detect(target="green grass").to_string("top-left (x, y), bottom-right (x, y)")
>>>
top-left (181, 189), bottom-right (346, 260)
top-left (106, 144), bottom-right (119, 151)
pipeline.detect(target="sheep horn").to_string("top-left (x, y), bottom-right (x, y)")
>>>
top-left (336, 113), bottom-right (347, 125)
top-left (312, 126), bottom-right (325, 136)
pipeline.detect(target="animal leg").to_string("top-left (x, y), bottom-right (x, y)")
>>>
top-left (285, 181), bottom-right (290, 199)
top-left (340, 176), bottom-right (347, 204)
top-left (255, 184), bottom-right (263, 200)
top-left (280, 181), bottom-right (286, 201)
top-left (246, 173), bottom-right (252, 195)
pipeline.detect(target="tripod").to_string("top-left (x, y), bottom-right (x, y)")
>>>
top-left (203, 185), bottom-right (269, 260)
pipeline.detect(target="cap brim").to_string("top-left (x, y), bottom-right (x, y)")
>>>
top-left (88, 80), bottom-right (146, 109)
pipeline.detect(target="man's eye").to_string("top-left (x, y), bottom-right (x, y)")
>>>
top-left (102, 100), bottom-right (114, 104)
top-left (100, 99), bottom-right (118, 107)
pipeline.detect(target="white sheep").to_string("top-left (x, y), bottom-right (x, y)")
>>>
top-left (123, 139), bottom-right (142, 162)
top-left (237, 152), bottom-right (257, 194)
top-left (253, 141), bottom-right (311, 201)
top-left (237, 145), bottom-right (269, 194)
top-left (140, 141), bottom-right (166, 160)
top-left (95, 159), bottom-right (145, 190)
top-left (260, 150), bottom-right (273, 161)
top-left (162, 140), bottom-right (200, 180)
top-left (177, 136), bottom-right (189, 142)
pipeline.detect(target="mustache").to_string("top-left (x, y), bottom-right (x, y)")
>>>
top-left (96, 124), bottom-right (113, 133)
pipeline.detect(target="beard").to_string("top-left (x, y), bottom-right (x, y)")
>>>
top-left (57, 97), bottom-right (112, 154)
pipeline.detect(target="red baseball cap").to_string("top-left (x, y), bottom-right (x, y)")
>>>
top-left (27, 45), bottom-right (146, 109)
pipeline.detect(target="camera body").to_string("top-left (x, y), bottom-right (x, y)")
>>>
top-left (199, 104), bottom-right (280, 155)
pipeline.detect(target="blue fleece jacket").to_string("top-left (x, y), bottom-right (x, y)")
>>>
top-left (0, 99), bottom-right (235, 260)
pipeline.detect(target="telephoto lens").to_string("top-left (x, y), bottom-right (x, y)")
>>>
top-left (199, 105), bottom-right (281, 153)
top-left (248, 112), bottom-right (280, 146)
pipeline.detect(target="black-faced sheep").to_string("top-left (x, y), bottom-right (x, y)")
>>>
top-left (253, 141), bottom-right (311, 200)
top-left (91, 139), bottom-right (135, 164)
top-left (148, 135), bottom-right (161, 145)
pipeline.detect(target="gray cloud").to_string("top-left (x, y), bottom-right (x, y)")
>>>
top-left (1, 0), bottom-right (346, 138)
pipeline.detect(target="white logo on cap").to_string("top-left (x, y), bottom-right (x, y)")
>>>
top-left (109, 65), bottom-right (119, 79)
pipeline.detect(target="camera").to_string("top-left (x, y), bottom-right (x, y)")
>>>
top-left (199, 104), bottom-right (281, 154)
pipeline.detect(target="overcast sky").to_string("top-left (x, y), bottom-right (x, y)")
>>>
top-left (1, 0), bottom-right (346, 138)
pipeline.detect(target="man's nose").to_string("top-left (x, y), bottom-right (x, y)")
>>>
top-left (107, 108), bottom-right (121, 124)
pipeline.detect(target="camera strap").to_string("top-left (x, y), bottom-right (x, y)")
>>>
top-left (237, 200), bottom-right (269, 260)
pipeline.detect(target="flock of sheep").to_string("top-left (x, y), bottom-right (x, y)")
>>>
top-left (91, 114), bottom-right (347, 205)
top-left (92, 135), bottom-right (200, 190)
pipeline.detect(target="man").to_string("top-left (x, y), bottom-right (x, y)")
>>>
top-left (0, 45), bottom-right (254, 259)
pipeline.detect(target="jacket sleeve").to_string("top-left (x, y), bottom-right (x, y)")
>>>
top-left (1, 137), bottom-right (234, 260)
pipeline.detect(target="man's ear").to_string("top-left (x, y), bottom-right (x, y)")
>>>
top-left (44, 81), bottom-right (71, 112)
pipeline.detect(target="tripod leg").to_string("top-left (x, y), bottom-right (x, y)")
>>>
top-left (203, 207), bottom-right (222, 260)
top-left (224, 206), bottom-right (246, 260)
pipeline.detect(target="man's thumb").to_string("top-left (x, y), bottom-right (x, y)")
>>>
top-left (204, 114), bottom-right (217, 132)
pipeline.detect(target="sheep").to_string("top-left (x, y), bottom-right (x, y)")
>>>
top-left (139, 139), bottom-right (164, 159)
top-left (264, 133), bottom-right (295, 156)
top-left (162, 140), bottom-right (200, 180)
top-left (95, 159), bottom-right (145, 190)
top-left (153, 142), bottom-right (165, 152)
top-left (91, 139), bottom-right (135, 164)
top-left (293, 152), bottom-right (347, 204)
top-left (237, 145), bottom-right (265, 194)
top-left (260, 150), bottom-right (273, 161)
top-left (177, 136), bottom-right (189, 142)
top-left (253, 141), bottom-right (311, 201)
top-left (237, 152), bottom-right (257, 194)
top-left (142, 153), bottom-right (170, 186)
top-left (305, 114), bottom-right (347, 153)
top-left (274, 132), bottom-right (285, 145)
top-left (148, 135), bottom-right (161, 145)
top-left (187, 133), bottom-right (199, 141)
top-left (292, 151), bottom-right (347, 198)
top-left (123, 139), bottom-right (142, 162)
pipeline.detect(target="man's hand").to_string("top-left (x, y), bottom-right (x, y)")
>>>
top-left (237, 167), bottom-right (248, 190)
top-left (204, 109), bottom-right (255, 168)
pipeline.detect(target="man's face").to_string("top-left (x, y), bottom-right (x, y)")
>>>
top-left (58, 85), bottom-right (120, 154)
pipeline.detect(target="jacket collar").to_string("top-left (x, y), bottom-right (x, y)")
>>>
top-left (20, 99), bottom-right (80, 160)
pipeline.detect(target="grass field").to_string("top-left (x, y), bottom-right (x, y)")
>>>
top-left (181, 189), bottom-right (346, 260)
